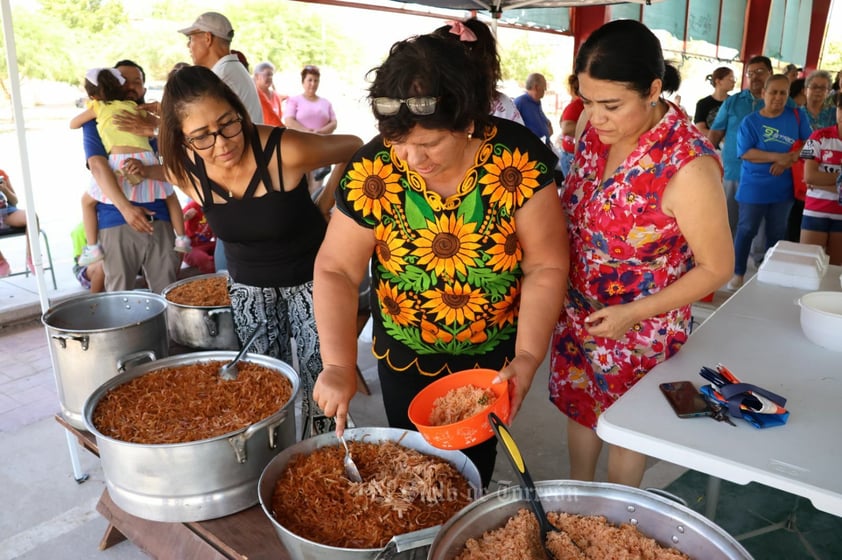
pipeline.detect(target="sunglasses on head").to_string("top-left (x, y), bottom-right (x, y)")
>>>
top-left (372, 96), bottom-right (440, 116)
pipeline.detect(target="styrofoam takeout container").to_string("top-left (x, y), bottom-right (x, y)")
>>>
top-left (757, 242), bottom-right (828, 290)
top-left (768, 240), bottom-right (829, 265)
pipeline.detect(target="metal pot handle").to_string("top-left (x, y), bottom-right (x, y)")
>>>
top-left (228, 408), bottom-right (290, 464)
top-left (643, 487), bottom-right (689, 508)
top-left (51, 333), bottom-right (90, 350)
top-left (374, 525), bottom-right (439, 559)
top-left (116, 350), bottom-right (158, 373)
top-left (205, 308), bottom-right (232, 337)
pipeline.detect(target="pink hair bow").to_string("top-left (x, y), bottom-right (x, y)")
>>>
top-left (447, 20), bottom-right (477, 42)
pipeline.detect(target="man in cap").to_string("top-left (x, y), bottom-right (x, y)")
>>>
top-left (179, 11), bottom-right (263, 124)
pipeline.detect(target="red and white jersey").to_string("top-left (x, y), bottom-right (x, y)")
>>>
top-left (801, 125), bottom-right (842, 219)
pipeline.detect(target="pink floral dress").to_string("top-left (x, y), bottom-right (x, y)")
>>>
top-left (549, 103), bottom-right (720, 429)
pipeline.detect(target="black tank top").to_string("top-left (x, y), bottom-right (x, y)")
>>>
top-left (186, 127), bottom-right (326, 288)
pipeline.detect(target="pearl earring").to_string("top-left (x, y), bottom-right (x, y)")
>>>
top-left (468, 131), bottom-right (473, 140)
top-left (650, 101), bottom-right (658, 107)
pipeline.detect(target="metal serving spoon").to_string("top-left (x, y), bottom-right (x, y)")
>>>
top-left (218, 320), bottom-right (266, 380)
top-left (338, 433), bottom-right (363, 483)
top-left (488, 412), bottom-right (584, 559)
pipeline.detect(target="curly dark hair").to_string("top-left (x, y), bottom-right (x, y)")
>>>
top-left (367, 33), bottom-right (491, 142)
top-left (432, 18), bottom-right (500, 102)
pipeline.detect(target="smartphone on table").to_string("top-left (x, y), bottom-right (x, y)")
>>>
top-left (659, 381), bottom-right (710, 418)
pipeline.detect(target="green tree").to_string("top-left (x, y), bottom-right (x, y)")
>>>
top-left (0, 7), bottom-right (82, 84)
top-left (820, 40), bottom-right (842, 75)
top-left (40, 0), bottom-right (128, 34)
top-left (499, 35), bottom-right (555, 87)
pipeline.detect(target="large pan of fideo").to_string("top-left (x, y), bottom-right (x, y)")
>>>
top-left (83, 351), bottom-right (299, 522)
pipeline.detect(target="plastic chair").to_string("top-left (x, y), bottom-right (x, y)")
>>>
top-left (0, 226), bottom-right (57, 289)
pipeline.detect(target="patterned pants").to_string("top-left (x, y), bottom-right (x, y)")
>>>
top-left (228, 280), bottom-right (325, 437)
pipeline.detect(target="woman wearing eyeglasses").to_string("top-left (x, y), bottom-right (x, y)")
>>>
top-left (158, 66), bottom-right (363, 437)
top-left (312, 33), bottom-right (570, 488)
top-left (728, 74), bottom-right (813, 290)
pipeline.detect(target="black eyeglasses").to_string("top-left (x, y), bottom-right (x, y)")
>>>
top-left (372, 96), bottom-right (440, 116)
top-left (184, 117), bottom-right (243, 150)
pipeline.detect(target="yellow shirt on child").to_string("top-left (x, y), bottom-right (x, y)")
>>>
top-left (87, 99), bottom-right (152, 153)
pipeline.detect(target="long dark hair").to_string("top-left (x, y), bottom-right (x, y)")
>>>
top-left (159, 66), bottom-right (255, 188)
top-left (367, 33), bottom-right (491, 142)
top-left (575, 19), bottom-right (681, 97)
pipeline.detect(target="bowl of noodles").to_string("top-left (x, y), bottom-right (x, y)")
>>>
top-left (257, 427), bottom-right (482, 559)
top-left (408, 368), bottom-right (510, 450)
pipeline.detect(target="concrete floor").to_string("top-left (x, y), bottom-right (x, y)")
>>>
top-left (0, 268), bottom-right (726, 559)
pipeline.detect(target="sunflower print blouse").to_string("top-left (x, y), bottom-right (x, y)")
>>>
top-left (335, 117), bottom-right (557, 374)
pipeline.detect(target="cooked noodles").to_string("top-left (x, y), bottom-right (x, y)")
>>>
top-left (456, 508), bottom-right (691, 559)
top-left (93, 361), bottom-right (292, 444)
top-left (271, 441), bottom-right (473, 548)
top-left (429, 385), bottom-right (497, 426)
top-left (165, 276), bottom-right (230, 306)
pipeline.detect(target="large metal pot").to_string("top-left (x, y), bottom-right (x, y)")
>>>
top-left (258, 427), bottom-right (482, 560)
top-left (42, 291), bottom-right (168, 430)
top-left (429, 480), bottom-right (752, 559)
top-left (162, 272), bottom-right (238, 350)
top-left (83, 351), bottom-right (300, 523)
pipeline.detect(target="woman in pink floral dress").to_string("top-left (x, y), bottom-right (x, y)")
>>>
top-left (549, 20), bottom-right (733, 487)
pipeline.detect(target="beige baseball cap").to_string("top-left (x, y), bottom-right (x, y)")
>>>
top-left (178, 12), bottom-right (234, 41)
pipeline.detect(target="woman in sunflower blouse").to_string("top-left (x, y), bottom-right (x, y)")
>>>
top-left (312, 33), bottom-right (570, 487)
top-left (549, 20), bottom-right (733, 488)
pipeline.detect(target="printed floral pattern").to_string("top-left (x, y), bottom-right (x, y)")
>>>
top-left (549, 104), bottom-right (719, 429)
top-left (336, 119), bottom-right (555, 374)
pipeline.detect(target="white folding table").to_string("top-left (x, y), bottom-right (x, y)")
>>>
top-left (597, 266), bottom-right (842, 521)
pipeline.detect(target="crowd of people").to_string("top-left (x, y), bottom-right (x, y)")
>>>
top-left (5, 10), bottom-right (826, 486)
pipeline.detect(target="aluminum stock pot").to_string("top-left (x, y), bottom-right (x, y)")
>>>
top-left (83, 351), bottom-right (299, 523)
top-left (41, 291), bottom-right (168, 430)
top-left (258, 427), bottom-right (482, 560)
top-left (429, 480), bottom-right (753, 559)
top-left (162, 272), bottom-right (238, 350)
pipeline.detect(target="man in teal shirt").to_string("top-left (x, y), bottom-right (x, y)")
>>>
top-left (710, 55), bottom-right (795, 273)
top-left (710, 55), bottom-right (775, 236)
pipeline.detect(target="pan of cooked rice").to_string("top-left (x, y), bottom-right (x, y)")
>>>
top-left (429, 480), bottom-right (753, 559)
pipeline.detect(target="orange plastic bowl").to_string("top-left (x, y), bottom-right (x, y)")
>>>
top-left (408, 368), bottom-right (510, 450)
